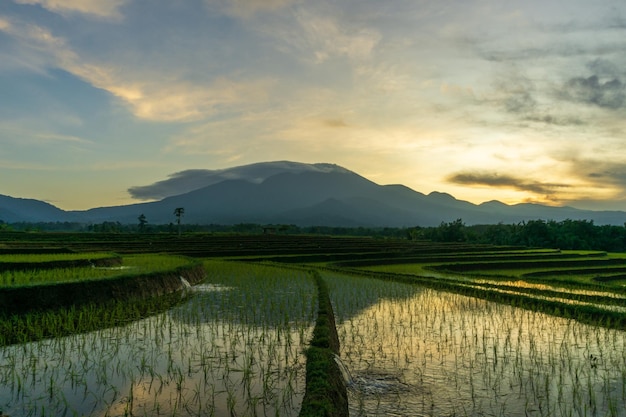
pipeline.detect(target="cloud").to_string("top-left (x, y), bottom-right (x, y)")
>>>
top-left (567, 159), bottom-right (626, 187)
top-left (0, 16), bottom-right (272, 121)
top-left (58, 51), bottom-right (273, 122)
top-left (0, 16), bottom-right (10, 31)
top-left (209, 0), bottom-right (293, 19)
top-left (448, 158), bottom-right (626, 208)
top-left (586, 58), bottom-right (621, 78)
top-left (524, 114), bottom-right (585, 126)
top-left (0, 16), bottom-right (65, 48)
top-left (503, 88), bottom-right (536, 115)
top-left (324, 119), bottom-right (348, 128)
top-left (101, 76), bottom-right (272, 122)
top-left (128, 170), bottom-right (222, 200)
top-left (128, 161), bottom-right (348, 200)
top-left (560, 74), bottom-right (625, 109)
top-left (447, 171), bottom-right (570, 196)
top-left (260, 7), bottom-right (381, 64)
top-left (476, 71), bottom-right (585, 128)
top-left (34, 132), bottom-right (92, 144)
top-left (13, 0), bottom-right (127, 19)
top-left (298, 12), bottom-right (381, 63)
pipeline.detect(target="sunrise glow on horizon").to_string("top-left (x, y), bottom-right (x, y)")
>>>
top-left (1, 0), bottom-right (625, 211)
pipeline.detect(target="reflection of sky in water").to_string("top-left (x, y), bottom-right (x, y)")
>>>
top-left (458, 283), bottom-right (626, 313)
top-left (0, 264), bottom-right (315, 417)
top-left (472, 279), bottom-right (626, 299)
top-left (325, 271), bottom-right (626, 417)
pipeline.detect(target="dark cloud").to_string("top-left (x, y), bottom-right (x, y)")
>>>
top-left (492, 74), bottom-right (537, 115)
top-left (561, 74), bottom-right (625, 109)
top-left (503, 90), bottom-right (536, 114)
top-left (447, 171), bottom-right (569, 195)
top-left (586, 58), bottom-right (621, 78)
top-left (487, 74), bottom-right (588, 128)
top-left (569, 159), bottom-right (626, 185)
top-left (476, 41), bottom-right (626, 63)
top-left (128, 161), bottom-right (349, 200)
top-left (524, 114), bottom-right (585, 126)
top-left (128, 170), bottom-right (221, 200)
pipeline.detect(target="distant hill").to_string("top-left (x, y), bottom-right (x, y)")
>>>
top-left (0, 195), bottom-right (76, 223)
top-left (2, 161), bottom-right (626, 227)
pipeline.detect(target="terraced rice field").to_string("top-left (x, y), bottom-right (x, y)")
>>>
top-left (1, 232), bottom-right (625, 416)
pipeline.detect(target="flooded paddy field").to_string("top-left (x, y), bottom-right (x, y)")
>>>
top-left (3, 234), bottom-right (626, 416)
top-left (326, 272), bottom-right (626, 417)
top-left (0, 262), bottom-right (316, 417)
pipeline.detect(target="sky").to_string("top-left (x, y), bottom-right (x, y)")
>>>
top-left (1, 0), bottom-right (625, 212)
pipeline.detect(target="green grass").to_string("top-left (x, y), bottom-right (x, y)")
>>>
top-left (0, 254), bottom-right (192, 287)
top-left (2, 234), bottom-right (626, 415)
top-left (0, 292), bottom-right (188, 346)
top-left (360, 250), bottom-right (626, 288)
top-left (0, 252), bottom-right (114, 263)
top-left (299, 270), bottom-right (348, 417)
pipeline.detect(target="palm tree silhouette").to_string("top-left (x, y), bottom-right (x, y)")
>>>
top-left (174, 207), bottom-right (184, 236)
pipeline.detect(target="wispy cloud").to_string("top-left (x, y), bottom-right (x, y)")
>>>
top-left (0, 122), bottom-right (91, 146)
top-left (250, 5), bottom-right (381, 65)
top-left (295, 11), bottom-right (381, 63)
top-left (324, 119), bottom-right (349, 128)
top-left (566, 158), bottom-right (626, 187)
top-left (490, 72), bottom-right (537, 115)
top-left (0, 15), bottom-right (273, 122)
top-left (4, 0), bottom-right (626, 211)
top-left (34, 132), bottom-right (92, 144)
top-left (0, 16), bottom-right (10, 31)
top-left (559, 75), bottom-right (625, 109)
top-left (14, 0), bottom-right (128, 19)
top-left (447, 171), bottom-right (570, 196)
top-left (94, 75), bottom-right (273, 122)
top-left (207, 0), bottom-right (294, 19)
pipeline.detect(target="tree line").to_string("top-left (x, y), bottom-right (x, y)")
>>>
top-left (410, 219), bottom-right (626, 251)
top-left (2, 218), bottom-right (626, 251)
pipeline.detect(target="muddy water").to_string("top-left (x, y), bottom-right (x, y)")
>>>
top-left (325, 272), bottom-right (626, 417)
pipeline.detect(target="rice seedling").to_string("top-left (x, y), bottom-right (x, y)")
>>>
top-left (0, 252), bottom-right (115, 263)
top-left (0, 254), bottom-right (192, 287)
top-left (0, 260), bottom-right (316, 417)
top-left (324, 271), bottom-right (626, 417)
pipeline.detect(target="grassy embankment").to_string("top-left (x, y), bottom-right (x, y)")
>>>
top-left (299, 269), bottom-right (348, 417)
top-left (0, 253), bottom-right (204, 345)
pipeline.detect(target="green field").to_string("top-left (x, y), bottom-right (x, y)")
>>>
top-left (1, 232), bottom-right (625, 416)
top-left (0, 254), bottom-right (192, 287)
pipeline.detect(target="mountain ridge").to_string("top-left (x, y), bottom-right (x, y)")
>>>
top-left (2, 161), bottom-right (625, 227)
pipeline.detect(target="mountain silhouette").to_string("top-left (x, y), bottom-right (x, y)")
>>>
top-left (2, 161), bottom-right (625, 227)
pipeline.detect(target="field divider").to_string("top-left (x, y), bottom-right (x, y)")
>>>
top-left (0, 262), bottom-right (205, 315)
top-left (299, 269), bottom-right (349, 417)
top-left (0, 255), bottom-right (122, 272)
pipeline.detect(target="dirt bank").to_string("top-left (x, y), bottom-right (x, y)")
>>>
top-left (0, 263), bottom-right (205, 314)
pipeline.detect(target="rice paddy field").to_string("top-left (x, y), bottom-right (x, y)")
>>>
top-left (1, 232), bottom-right (625, 416)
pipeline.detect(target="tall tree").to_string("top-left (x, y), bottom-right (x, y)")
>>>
top-left (174, 207), bottom-right (184, 236)
top-left (137, 214), bottom-right (148, 232)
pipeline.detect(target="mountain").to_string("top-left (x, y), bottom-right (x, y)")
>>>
top-left (0, 195), bottom-right (76, 223)
top-left (127, 161), bottom-right (352, 200)
top-left (2, 161), bottom-right (626, 227)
